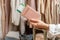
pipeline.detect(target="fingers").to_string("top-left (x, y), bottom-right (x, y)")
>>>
top-left (30, 19), bottom-right (39, 23)
top-left (30, 22), bottom-right (37, 26)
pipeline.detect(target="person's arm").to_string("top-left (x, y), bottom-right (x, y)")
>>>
top-left (35, 22), bottom-right (49, 30)
top-left (30, 19), bottom-right (49, 30)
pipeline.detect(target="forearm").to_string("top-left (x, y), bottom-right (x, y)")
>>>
top-left (43, 23), bottom-right (49, 30)
top-left (36, 23), bottom-right (49, 30)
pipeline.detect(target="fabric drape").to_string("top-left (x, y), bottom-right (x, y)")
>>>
top-left (5, 0), bottom-right (11, 34)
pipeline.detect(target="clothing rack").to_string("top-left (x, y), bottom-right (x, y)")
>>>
top-left (1, 0), bottom-right (60, 40)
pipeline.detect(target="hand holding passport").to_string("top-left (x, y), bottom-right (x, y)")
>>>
top-left (22, 5), bottom-right (40, 20)
top-left (21, 5), bottom-right (49, 30)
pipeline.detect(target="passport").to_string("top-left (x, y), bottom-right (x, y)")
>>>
top-left (22, 5), bottom-right (40, 20)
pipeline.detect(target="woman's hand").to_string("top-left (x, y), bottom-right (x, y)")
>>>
top-left (29, 19), bottom-right (49, 30)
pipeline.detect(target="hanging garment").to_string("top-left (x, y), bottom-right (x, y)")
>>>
top-left (11, 0), bottom-right (26, 26)
top-left (59, 14), bottom-right (60, 23)
top-left (56, 0), bottom-right (60, 24)
top-left (5, 0), bottom-right (11, 34)
top-left (0, 1), bottom-right (2, 33)
top-left (1, 0), bottom-right (6, 38)
top-left (52, 0), bottom-right (58, 24)
top-left (11, 0), bottom-right (26, 35)
top-left (44, 0), bottom-right (52, 24)
top-left (20, 16), bottom-right (26, 35)
top-left (36, 0), bottom-right (41, 20)
top-left (0, 1), bottom-right (3, 38)
top-left (19, 0), bottom-right (27, 35)
top-left (27, 0), bottom-right (36, 10)
top-left (41, 0), bottom-right (45, 14)
top-left (30, 0), bottom-right (36, 10)
top-left (11, 0), bottom-right (20, 26)
top-left (37, 0), bottom-right (40, 13)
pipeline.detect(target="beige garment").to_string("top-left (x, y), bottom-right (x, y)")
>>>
top-left (44, 0), bottom-right (52, 24)
top-left (37, 0), bottom-right (41, 20)
top-left (0, 1), bottom-right (2, 33)
top-left (56, 0), bottom-right (60, 24)
top-left (5, 0), bottom-right (11, 34)
top-left (41, 0), bottom-right (44, 14)
top-left (1, 0), bottom-right (6, 38)
top-left (20, 16), bottom-right (26, 34)
top-left (0, 1), bottom-right (3, 38)
top-left (19, 0), bottom-right (26, 35)
top-left (37, 0), bottom-right (40, 13)
top-left (52, 0), bottom-right (59, 24)
top-left (27, 0), bottom-right (36, 9)
top-left (59, 14), bottom-right (60, 23)
top-left (11, 0), bottom-right (20, 26)
top-left (11, 0), bottom-right (26, 34)
top-left (52, 0), bottom-right (56, 24)
top-left (30, 0), bottom-right (36, 10)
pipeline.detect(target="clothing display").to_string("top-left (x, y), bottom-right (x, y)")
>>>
top-left (0, 0), bottom-right (60, 40)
